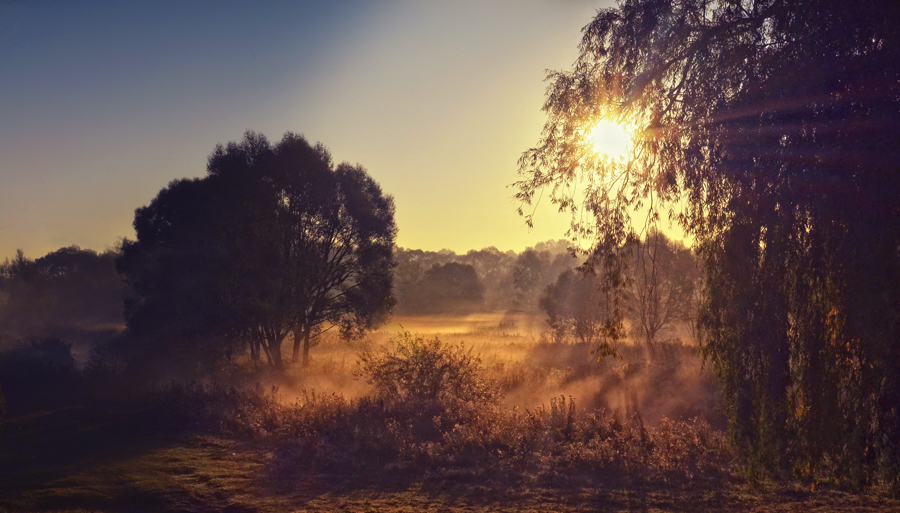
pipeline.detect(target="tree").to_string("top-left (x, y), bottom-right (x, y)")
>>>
top-left (512, 249), bottom-right (574, 311)
top-left (117, 176), bottom-right (244, 372)
top-left (0, 247), bottom-right (129, 340)
top-left (539, 269), bottom-right (609, 346)
top-left (118, 132), bottom-right (396, 370)
top-left (399, 262), bottom-right (484, 315)
top-left (460, 247), bottom-right (517, 310)
top-left (516, 0), bottom-right (900, 487)
top-left (624, 230), bottom-right (697, 349)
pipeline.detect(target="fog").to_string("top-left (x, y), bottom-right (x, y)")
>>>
top-left (246, 312), bottom-right (722, 430)
top-left (1, 239), bottom-right (717, 428)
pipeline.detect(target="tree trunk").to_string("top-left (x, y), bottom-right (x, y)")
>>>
top-left (291, 327), bottom-right (303, 363)
top-left (302, 330), bottom-right (312, 367)
top-left (249, 337), bottom-right (260, 364)
top-left (267, 336), bottom-right (283, 368)
top-left (291, 325), bottom-right (313, 367)
top-left (260, 340), bottom-right (273, 367)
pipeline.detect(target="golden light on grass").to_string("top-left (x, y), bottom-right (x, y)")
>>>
top-left (588, 120), bottom-right (632, 159)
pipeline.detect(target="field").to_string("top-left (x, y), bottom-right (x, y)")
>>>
top-left (1, 313), bottom-right (897, 512)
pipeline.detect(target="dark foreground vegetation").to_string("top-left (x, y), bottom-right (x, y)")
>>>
top-left (2, 330), bottom-right (898, 512)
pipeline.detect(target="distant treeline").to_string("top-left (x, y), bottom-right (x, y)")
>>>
top-left (393, 239), bottom-right (576, 315)
top-left (0, 240), bottom-right (577, 341)
top-left (0, 247), bottom-right (130, 341)
top-left (0, 232), bottom-right (699, 350)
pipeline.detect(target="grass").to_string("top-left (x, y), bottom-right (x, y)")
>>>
top-left (2, 410), bottom-right (895, 513)
top-left (1, 315), bottom-right (898, 512)
top-left (1, 406), bottom-right (897, 512)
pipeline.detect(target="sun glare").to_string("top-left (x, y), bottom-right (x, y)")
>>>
top-left (589, 120), bottom-right (631, 159)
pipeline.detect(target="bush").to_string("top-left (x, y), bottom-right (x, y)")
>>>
top-left (153, 382), bottom-right (285, 437)
top-left (356, 330), bottom-right (498, 406)
top-left (153, 332), bottom-right (732, 485)
top-left (0, 337), bottom-right (81, 413)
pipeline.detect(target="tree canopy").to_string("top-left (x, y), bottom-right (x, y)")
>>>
top-left (539, 269), bottom-right (608, 346)
top-left (512, 249), bottom-right (576, 311)
top-left (623, 230), bottom-right (697, 348)
top-left (118, 132), bottom-right (396, 371)
top-left (517, 0), bottom-right (900, 488)
top-left (0, 247), bottom-right (129, 340)
top-left (397, 262), bottom-right (484, 315)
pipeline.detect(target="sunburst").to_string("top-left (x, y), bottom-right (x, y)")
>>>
top-left (588, 120), bottom-right (631, 159)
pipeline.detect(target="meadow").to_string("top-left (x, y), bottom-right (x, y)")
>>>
top-left (2, 312), bottom-right (897, 512)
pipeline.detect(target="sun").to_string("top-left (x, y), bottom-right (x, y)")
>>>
top-left (588, 120), bottom-right (631, 159)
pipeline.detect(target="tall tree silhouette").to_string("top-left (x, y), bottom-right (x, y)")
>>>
top-left (118, 132), bottom-right (396, 370)
top-left (516, 0), bottom-right (900, 487)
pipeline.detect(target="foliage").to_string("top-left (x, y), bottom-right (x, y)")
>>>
top-left (0, 329), bottom-right (738, 507)
top-left (0, 337), bottom-right (81, 413)
top-left (117, 131), bottom-right (396, 371)
top-left (539, 269), bottom-right (610, 348)
top-left (155, 333), bottom-right (730, 484)
top-left (396, 262), bottom-right (485, 315)
top-left (458, 247), bottom-right (517, 310)
top-left (0, 247), bottom-right (129, 340)
top-left (512, 249), bottom-right (576, 311)
top-left (516, 0), bottom-right (900, 489)
top-left (393, 242), bottom-right (576, 314)
top-left (169, 381), bottom-right (730, 485)
top-left (623, 230), bottom-right (698, 347)
top-left (357, 331), bottom-right (497, 406)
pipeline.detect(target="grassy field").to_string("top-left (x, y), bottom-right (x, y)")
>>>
top-left (1, 314), bottom-right (897, 512)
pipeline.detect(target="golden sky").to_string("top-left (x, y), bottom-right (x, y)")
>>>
top-left (0, 1), bottom-right (621, 259)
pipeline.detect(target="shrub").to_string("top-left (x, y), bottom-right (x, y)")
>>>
top-left (356, 330), bottom-right (498, 406)
top-left (160, 332), bottom-right (733, 485)
top-left (0, 337), bottom-right (81, 413)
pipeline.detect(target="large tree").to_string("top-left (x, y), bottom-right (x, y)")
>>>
top-left (516, 0), bottom-right (900, 487)
top-left (118, 132), bottom-right (396, 370)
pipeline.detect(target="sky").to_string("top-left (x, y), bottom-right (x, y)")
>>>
top-left (0, 0), bottom-right (618, 259)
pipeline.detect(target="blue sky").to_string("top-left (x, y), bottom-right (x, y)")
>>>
top-left (0, 0), bottom-right (611, 258)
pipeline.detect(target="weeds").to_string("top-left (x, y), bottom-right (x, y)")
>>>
top-left (162, 333), bottom-right (733, 487)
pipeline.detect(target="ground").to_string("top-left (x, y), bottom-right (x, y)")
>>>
top-left (1, 315), bottom-right (897, 512)
top-left (2, 402), bottom-right (896, 513)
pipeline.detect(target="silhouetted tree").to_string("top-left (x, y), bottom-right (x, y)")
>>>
top-left (400, 262), bottom-right (484, 315)
top-left (0, 247), bottom-right (129, 340)
top-left (624, 230), bottom-right (697, 349)
top-left (118, 132), bottom-right (396, 370)
top-left (459, 247), bottom-right (517, 310)
top-left (516, 0), bottom-right (900, 487)
top-left (540, 269), bottom-right (608, 346)
top-left (512, 249), bottom-right (574, 311)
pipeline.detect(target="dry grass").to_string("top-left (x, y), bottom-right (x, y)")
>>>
top-left (1, 313), bottom-right (897, 512)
